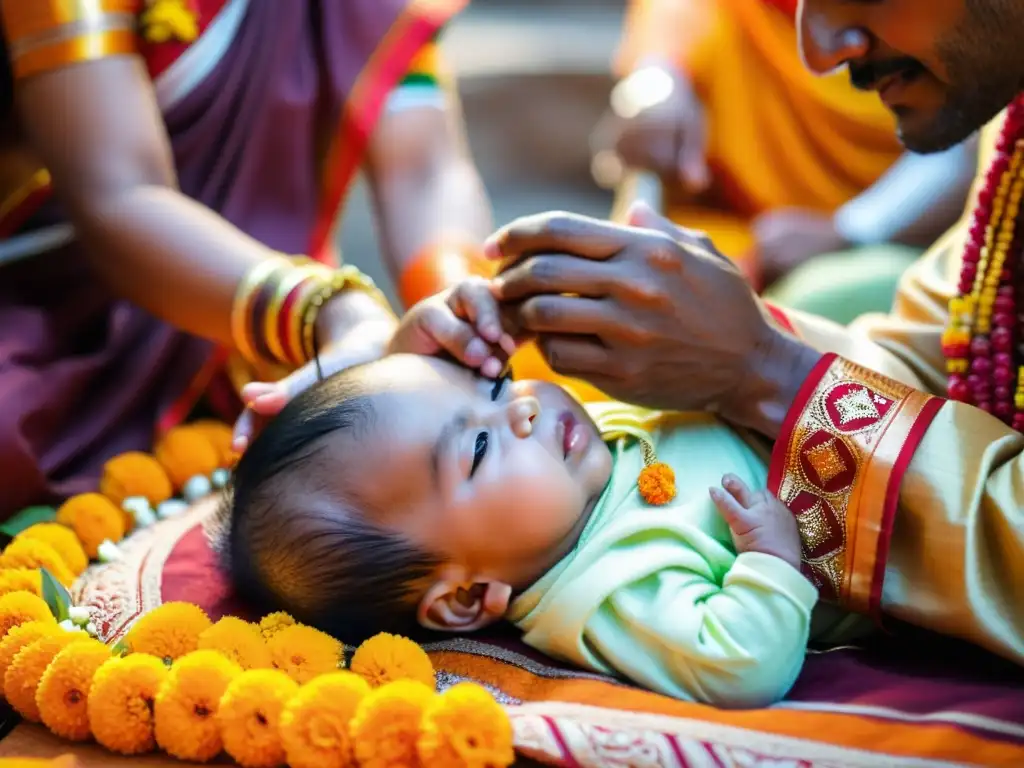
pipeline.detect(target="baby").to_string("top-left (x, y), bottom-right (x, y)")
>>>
top-left (223, 281), bottom-right (842, 709)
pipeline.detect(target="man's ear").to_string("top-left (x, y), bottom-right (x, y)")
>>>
top-left (417, 578), bottom-right (512, 633)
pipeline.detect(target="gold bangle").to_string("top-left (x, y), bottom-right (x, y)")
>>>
top-left (231, 257), bottom-right (291, 364)
top-left (264, 262), bottom-right (331, 365)
top-left (298, 266), bottom-right (391, 363)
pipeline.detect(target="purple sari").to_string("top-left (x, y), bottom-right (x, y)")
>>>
top-left (0, 0), bottom-right (463, 517)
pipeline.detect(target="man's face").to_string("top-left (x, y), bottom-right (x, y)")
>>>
top-left (798, 0), bottom-right (1024, 152)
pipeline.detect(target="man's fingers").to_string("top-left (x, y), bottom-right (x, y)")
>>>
top-left (485, 211), bottom-right (635, 269)
top-left (515, 295), bottom-right (631, 339)
top-left (536, 335), bottom-right (611, 377)
top-left (493, 255), bottom-right (623, 302)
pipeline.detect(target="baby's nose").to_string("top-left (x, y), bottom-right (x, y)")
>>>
top-left (507, 396), bottom-right (540, 438)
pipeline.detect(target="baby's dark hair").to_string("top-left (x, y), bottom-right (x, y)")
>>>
top-left (222, 366), bottom-right (442, 645)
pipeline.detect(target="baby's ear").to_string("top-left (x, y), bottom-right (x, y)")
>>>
top-left (417, 578), bottom-right (512, 633)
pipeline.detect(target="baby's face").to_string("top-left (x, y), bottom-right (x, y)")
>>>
top-left (329, 355), bottom-right (612, 589)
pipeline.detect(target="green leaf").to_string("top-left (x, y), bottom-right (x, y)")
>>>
top-left (40, 568), bottom-right (72, 623)
top-left (110, 639), bottom-right (129, 657)
top-left (0, 506), bottom-right (56, 539)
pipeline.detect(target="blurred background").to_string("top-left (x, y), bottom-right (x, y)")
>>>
top-left (340, 0), bottom-right (626, 306)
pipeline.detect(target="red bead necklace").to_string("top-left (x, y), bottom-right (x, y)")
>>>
top-left (943, 95), bottom-right (1024, 432)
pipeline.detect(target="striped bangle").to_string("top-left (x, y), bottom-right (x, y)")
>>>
top-left (231, 257), bottom-right (292, 365)
top-left (298, 266), bottom-right (391, 363)
top-left (266, 263), bottom-right (332, 365)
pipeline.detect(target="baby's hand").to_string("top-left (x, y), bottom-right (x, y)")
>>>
top-left (710, 474), bottom-right (802, 570)
top-left (389, 277), bottom-right (517, 377)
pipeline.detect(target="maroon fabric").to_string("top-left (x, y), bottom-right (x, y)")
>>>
top-left (0, 0), bottom-right (442, 517)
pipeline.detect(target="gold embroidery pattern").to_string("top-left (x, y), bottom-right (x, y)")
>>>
top-left (1, 0), bottom-right (141, 79)
top-left (774, 358), bottom-right (917, 613)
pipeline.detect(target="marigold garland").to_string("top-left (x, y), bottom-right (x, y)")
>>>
top-left (350, 679), bottom-right (436, 768)
top-left (350, 631), bottom-right (435, 689)
top-left (36, 639), bottom-right (112, 741)
top-left (87, 653), bottom-right (169, 755)
top-left (99, 452), bottom-right (174, 509)
top-left (279, 671), bottom-right (370, 768)
top-left (55, 494), bottom-right (125, 560)
top-left (4, 632), bottom-right (91, 722)
top-left (0, 569), bottom-right (42, 599)
top-left (154, 650), bottom-right (242, 762)
top-left (198, 616), bottom-right (273, 671)
top-left (266, 623), bottom-right (343, 684)
top-left (190, 420), bottom-right (239, 468)
top-left (124, 602), bottom-right (212, 663)
top-left (417, 682), bottom-right (516, 768)
top-left (0, 539), bottom-right (75, 587)
top-left (0, 592), bottom-right (55, 641)
top-left (15, 525), bottom-right (88, 577)
top-left (0, 622), bottom-right (59, 684)
top-left (217, 669), bottom-right (299, 768)
top-left (155, 426), bottom-right (221, 491)
top-left (259, 611), bottom-right (296, 642)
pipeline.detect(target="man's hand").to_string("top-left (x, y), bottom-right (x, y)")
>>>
top-left (487, 203), bottom-right (822, 438)
top-left (710, 475), bottom-right (803, 571)
top-left (595, 65), bottom-right (709, 192)
top-left (388, 277), bottom-right (517, 377)
top-left (752, 208), bottom-right (850, 286)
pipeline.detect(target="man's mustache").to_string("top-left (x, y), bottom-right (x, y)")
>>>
top-left (849, 57), bottom-right (926, 91)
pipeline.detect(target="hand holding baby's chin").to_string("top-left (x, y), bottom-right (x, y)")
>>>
top-left (709, 475), bottom-right (802, 570)
top-left (389, 277), bottom-right (518, 378)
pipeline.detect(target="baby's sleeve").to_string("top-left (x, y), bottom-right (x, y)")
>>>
top-left (585, 551), bottom-right (817, 708)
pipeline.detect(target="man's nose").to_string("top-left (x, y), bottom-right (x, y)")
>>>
top-left (797, 0), bottom-right (871, 75)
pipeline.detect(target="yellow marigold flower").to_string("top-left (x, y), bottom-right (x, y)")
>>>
top-left (36, 638), bottom-right (112, 741)
top-left (124, 602), bottom-right (212, 663)
top-left (0, 621), bottom-right (59, 683)
top-left (258, 611), bottom-right (295, 642)
top-left (279, 671), bottom-right (370, 768)
top-left (351, 632), bottom-right (435, 689)
top-left (154, 426), bottom-right (219, 491)
top-left (217, 669), bottom-right (298, 768)
top-left (99, 451), bottom-right (174, 509)
top-left (4, 631), bottom-right (91, 722)
top-left (197, 616), bottom-right (272, 671)
top-left (266, 624), bottom-right (342, 684)
top-left (0, 569), bottom-right (42, 599)
top-left (16, 524), bottom-right (88, 576)
top-left (154, 649), bottom-right (241, 762)
top-left (417, 682), bottom-right (515, 768)
top-left (56, 493), bottom-right (125, 559)
top-left (350, 679), bottom-right (435, 768)
top-left (87, 654), bottom-right (168, 755)
top-left (0, 540), bottom-right (74, 587)
top-left (0, 591), bottom-right (55, 641)
top-left (190, 420), bottom-right (238, 468)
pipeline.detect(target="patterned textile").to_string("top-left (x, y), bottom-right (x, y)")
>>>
top-left (66, 500), bottom-right (1024, 767)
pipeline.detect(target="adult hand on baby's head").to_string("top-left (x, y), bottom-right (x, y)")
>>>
top-left (388, 277), bottom-right (518, 378)
top-left (710, 475), bottom-right (802, 571)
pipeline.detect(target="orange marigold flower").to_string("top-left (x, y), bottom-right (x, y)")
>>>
top-left (99, 451), bottom-right (174, 509)
top-left (350, 632), bottom-right (435, 689)
top-left (0, 569), bottom-right (42, 599)
top-left (0, 591), bottom-right (55, 641)
top-left (638, 462), bottom-right (676, 505)
top-left (56, 493), bottom-right (125, 559)
top-left (258, 611), bottom-right (295, 642)
top-left (0, 621), bottom-right (60, 683)
top-left (266, 624), bottom-right (342, 684)
top-left (190, 420), bottom-right (238, 468)
top-left (124, 602), bottom-right (212, 663)
top-left (217, 669), bottom-right (298, 768)
top-left (4, 631), bottom-right (91, 721)
top-left (36, 638), bottom-right (112, 741)
top-left (350, 679), bottom-right (435, 768)
top-left (154, 649), bottom-right (241, 762)
top-left (279, 671), bottom-right (371, 768)
top-left (16, 524), bottom-right (88, 576)
top-left (417, 682), bottom-right (515, 768)
top-left (154, 426), bottom-right (219, 490)
top-left (87, 654), bottom-right (168, 755)
top-left (197, 616), bottom-right (272, 671)
top-left (0, 540), bottom-right (75, 587)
